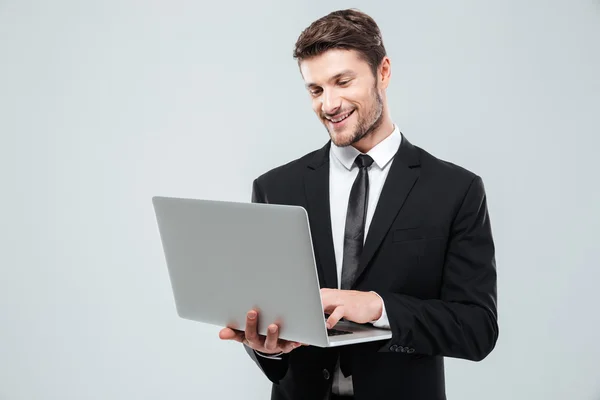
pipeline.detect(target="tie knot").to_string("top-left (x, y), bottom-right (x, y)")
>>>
top-left (354, 154), bottom-right (374, 169)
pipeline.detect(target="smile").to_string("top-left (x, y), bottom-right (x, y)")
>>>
top-left (326, 110), bottom-right (354, 123)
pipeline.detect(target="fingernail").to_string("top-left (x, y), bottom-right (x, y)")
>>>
top-left (326, 322), bottom-right (331, 329)
top-left (248, 311), bottom-right (256, 319)
top-left (269, 325), bottom-right (277, 333)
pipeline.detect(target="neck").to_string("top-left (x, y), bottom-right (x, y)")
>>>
top-left (352, 112), bottom-right (395, 154)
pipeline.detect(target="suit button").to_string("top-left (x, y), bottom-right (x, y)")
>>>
top-left (408, 348), bottom-right (415, 354)
top-left (390, 344), bottom-right (398, 352)
top-left (322, 369), bottom-right (330, 380)
top-left (395, 346), bottom-right (402, 353)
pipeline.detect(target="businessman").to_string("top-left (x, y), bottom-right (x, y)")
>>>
top-left (219, 8), bottom-right (498, 400)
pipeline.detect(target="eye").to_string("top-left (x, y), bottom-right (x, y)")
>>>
top-left (338, 80), bottom-right (351, 86)
top-left (310, 88), bottom-right (322, 97)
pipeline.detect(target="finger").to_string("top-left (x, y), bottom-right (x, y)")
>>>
top-left (219, 328), bottom-right (244, 343)
top-left (219, 328), bottom-right (236, 339)
top-left (245, 310), bottom-right (261, 346)
top-left (320, 289), bottom-right (341, 311)
top-left (281, 340), bottom-right (302, 353)
top-left (263, 324), bottom-right (280, 351)
top-left (326, 306), bottom-right (345, 329)
top-left (323, 304), bottom-right (339, 314)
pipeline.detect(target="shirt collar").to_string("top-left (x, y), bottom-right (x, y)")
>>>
top-left (330, 124), bottom-right (402, 170)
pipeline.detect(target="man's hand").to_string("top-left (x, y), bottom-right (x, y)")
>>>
top-left (320, 288), bottom-right (383, 329)
top-left (219, 310), bottom-right (303, 355)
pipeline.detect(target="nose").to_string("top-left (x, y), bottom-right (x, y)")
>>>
top-left (321, 89), bottom-right (341, 116)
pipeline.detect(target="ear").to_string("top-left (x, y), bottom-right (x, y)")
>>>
top-left (378, 56), bottom-right (391, 90)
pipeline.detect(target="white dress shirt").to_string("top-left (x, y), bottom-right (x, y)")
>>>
top-left (252, 124), bottom-right (402, 397)
top-left (328, 124), bottom-right (401, 396)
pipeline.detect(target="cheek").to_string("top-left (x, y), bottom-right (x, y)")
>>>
top-left (344, 88), bottom-right (368, 110)
top-left (311, 99), bottom-right (321, 115)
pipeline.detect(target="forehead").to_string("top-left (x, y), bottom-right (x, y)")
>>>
top-left (300, 49), bottom-right (371, 85)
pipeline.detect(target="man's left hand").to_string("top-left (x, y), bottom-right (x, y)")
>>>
top-left (320, 288), bottom-right (383, 329)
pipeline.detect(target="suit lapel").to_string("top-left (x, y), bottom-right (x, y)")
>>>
top-left (303, 142), bottom-right (338, 289)
top-left (352, 134), bottom-right (422, 288)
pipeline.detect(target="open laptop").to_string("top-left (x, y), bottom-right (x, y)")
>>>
top-left (152, 196), bottom-right (392, 348)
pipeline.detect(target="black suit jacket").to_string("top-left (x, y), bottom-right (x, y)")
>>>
top-left (245, 134), bottom-right (498, 400)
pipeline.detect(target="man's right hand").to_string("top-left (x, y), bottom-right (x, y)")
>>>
top-left (218, 310), bottom-right (303, 355)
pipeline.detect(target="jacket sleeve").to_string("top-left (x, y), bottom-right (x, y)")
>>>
top-left (378, 175), bottom-right (499, 361)
top-left (242, 178), bottom-right (290, 383)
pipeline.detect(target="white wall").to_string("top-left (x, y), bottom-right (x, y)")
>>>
top-left (1, 0), bottom-right (599, 399)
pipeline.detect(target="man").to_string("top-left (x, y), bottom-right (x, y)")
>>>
top-left (219, 8), bottom-right (498, 400)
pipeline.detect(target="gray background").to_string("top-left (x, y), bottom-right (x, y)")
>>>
top-left (1, 0), bottom-right (599, 399)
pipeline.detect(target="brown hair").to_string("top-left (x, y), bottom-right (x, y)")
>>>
top-left (293, 9), bottom-right (387, 77)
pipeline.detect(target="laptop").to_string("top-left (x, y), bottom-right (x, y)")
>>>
top-left (152, 196), bottom-right (392, 348)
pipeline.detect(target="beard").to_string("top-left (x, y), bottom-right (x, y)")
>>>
top-left (325, 87), bottom-right (384, 148)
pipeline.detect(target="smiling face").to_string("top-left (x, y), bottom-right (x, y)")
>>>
top-left (300, 49), bottom-right (390, 148)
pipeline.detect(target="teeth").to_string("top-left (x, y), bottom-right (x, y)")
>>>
top-left (329, 111), bottom-right (352, 123)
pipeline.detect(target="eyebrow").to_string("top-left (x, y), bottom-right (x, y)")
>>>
top-left (305, 70), bottom-right (356, 89)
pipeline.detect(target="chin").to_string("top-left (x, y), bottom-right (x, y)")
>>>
top-left (327, 126), bottom-right (357, 147)
top-left (330, 133), bottom-right (353, 147)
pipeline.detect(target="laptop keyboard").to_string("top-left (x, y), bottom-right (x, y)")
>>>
top-left (323, 314), bottom-right (352, 336)
top-left (327, 328), bottom-right (352, 336)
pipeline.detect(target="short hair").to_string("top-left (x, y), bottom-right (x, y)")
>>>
top-left (293, 9), bottom-right (387, 76)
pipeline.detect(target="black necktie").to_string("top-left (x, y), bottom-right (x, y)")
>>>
top-left (341, 154), bottom-right (374, 290)
top-left (339, 154), bottom-right (374, 378)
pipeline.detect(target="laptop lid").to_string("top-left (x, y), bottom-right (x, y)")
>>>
top-left (152, 196), bottom-right (331, 347)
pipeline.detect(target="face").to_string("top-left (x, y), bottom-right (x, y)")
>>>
top-left (300, 49), bottom-right (386, 147)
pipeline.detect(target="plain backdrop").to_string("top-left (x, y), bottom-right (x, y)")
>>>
top-left (1, 0), bottom-right (599, 399)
